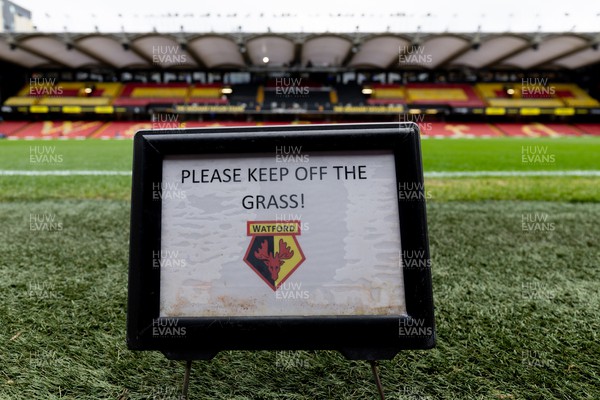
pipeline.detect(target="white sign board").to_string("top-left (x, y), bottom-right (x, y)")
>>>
top-left (159, 151), bottom-right (406, 317)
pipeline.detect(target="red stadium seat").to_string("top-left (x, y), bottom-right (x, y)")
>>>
top-left (8, 121), bottom-right (104, 139)
top-left (495, 123), bottom-right (583, 137)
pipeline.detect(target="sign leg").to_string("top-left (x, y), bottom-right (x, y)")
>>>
top-left (369, 360), bottom-right (386, 400)
top-left (181, 360), bottom-right (192, 399)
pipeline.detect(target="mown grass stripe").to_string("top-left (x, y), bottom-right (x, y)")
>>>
top-left (0, 170), bottom-right (132, 176)
top-left (425, 170), bottom-right (600, 177)
top-left (1, 170), bottom-right (599, 177)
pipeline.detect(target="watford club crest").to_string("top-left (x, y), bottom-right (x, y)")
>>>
top-left (244, 221), bottom-right (305, 291)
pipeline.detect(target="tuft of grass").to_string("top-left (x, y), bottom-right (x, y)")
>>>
top-left (427, 177), bottom-right (600, 202)
top-left (0, 200), bottom-right (598, 399)
top-left (0, 176), bottom-right (131, 202)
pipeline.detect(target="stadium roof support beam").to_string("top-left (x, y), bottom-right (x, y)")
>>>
top-left (301, 34), bottom-right (353, 68)
top-left (188, 35), bottom-right (247, 69)
top-left (64, 36), bottom-right (116, 69)
top-left (0, 35), bottom-right (53, 68)
top-left (123, 44), bottom-right (155, 67)
top-left (245, 34), bottom-right (295, 67)
top-left (477, 36), bottom-right (535, 69)
top-left (115, 33), bottom-right (156, 67)
top-left (552, 47), bottom-right (600, 69)
top-left (9, 35), bottom-right (71, 68)
top-left (231, 33), bottom-right (254, 68)
top-left (293, 37), bottom-right (303, 68)
top-left (341, 40), bottom-right (359, 68)
top-left (75, 34), bottom-right (150, 69)
top-left (175, 33), bottom-right (207, 70)
top-left (527, 36), bottom-right (598, 69)
top-left (499, 34), bottom-right (589, 69)
top-left (349, 34), bottom-right (411, 69)
top-left (131, 34), bottom-right (199, 69)
top-left (178, 43), bottom-right (206, 70)
top-left (437, 34), bottom-right (489, 69)
top-left (239, 41), bottom-right (253, 68)
top-left (448, 35), bottom-right (530, 69)
top-left (18, 34), bottom-right (105, 69)
top-left (404, 35), bottom-right (471, 69)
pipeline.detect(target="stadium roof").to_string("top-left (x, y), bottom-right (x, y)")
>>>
top-left (1, 32), bottom-right (600, 70)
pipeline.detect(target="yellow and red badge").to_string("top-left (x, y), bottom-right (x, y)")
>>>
top-left (244, 221), bottom-right (305, 291)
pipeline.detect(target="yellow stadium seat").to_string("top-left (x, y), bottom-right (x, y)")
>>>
top-left (189, 87), bottom-right (222, 98)
top-left (38, 97), bottom-right (111, 106)
top-left (372, 88), bottom-right (405, 99)
top-left (131, 87), bottom-right (188, 98)
top-left (5, 97), bottom-right (38, 106)
top-left (407, 88), bottom-right (467, 102)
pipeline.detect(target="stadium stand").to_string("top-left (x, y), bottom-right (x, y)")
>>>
top-left (8, 121), bottom-right (104, 139)
top-left (552, 84), bottom-right (600, 108)
top-left (4, 80), bottom-right (599, 117)
top-left (366, 84), bottom-right (406, 105)
top-left (2, 75), bottom-right (599, 136)
top-left (227, 83), bottom-right (258, 109)
top-left (106, 82), bottom-right (230, 108)
top-left (112, 83), bottom-right (191, 107)
top-left (494, 123), bottom-right (584, 137)
top-left (90, 121), bottom-right (287, 139)
top-left (261, 79), bottom-right (333, 111)
top-left (422, 122), bottom-right (503, 138)
top-left (574, 124), bottom-right (600, 136)
top-left (0, 120), bottom-right (29, 137)
top-left (335, 82), bottom-right (365, 106)
top-left (4, 82), bottom-right (121, 108)
top-left (405, 83), bottom-right (486, 108)
top-left (90, 121), bottom-right (152, 139)
top-left (474, 82), bottom-right (600, 109)
top-left (4, 120), bottom-right (599, 139)
top-left (4, 82), bottom-right (47, 106)
top-left (188, 84), bottom-right (228, 104)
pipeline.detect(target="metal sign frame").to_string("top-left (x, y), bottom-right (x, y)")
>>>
top-left (127, 122), bottom-right (435, 361)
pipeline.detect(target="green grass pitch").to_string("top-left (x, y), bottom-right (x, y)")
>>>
top-left (0, 136), bottom-right (598, 399)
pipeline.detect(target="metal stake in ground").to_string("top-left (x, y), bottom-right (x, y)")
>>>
top-left (370, 360), bottom-right (386, 400)
top-left (181, 360), bottom-right (192, 399)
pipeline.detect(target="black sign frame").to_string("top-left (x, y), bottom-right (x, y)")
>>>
top-left (127, 122), bottom-right (435, 361)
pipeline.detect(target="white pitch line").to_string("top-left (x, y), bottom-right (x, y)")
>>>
top-left (0, 170), bottom-right (599, 177)
top-left (425, 170), bottom-right (600, 178)
top-left (0, 170), bottom-right (132, 176)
